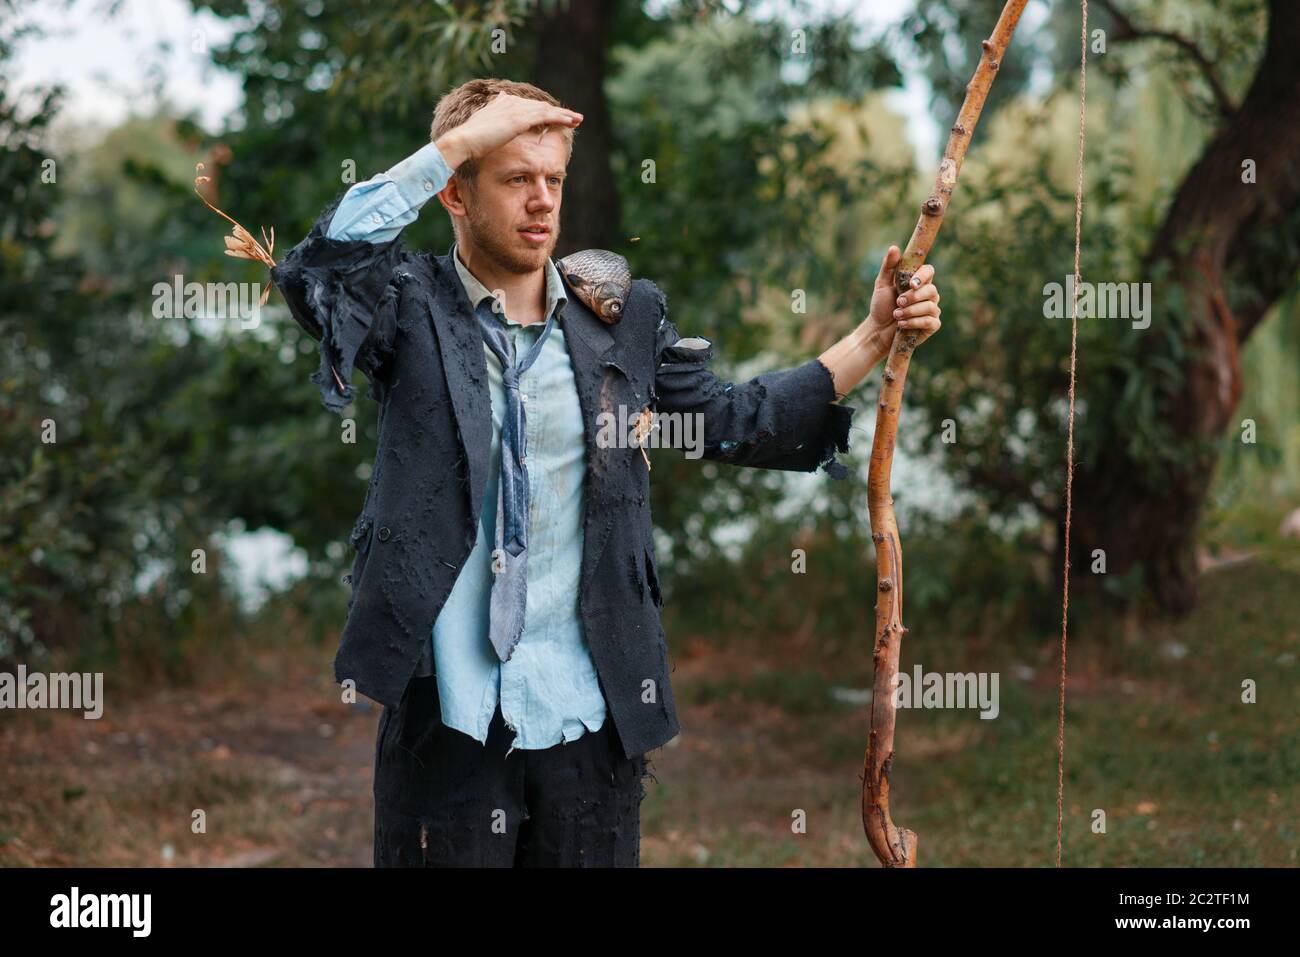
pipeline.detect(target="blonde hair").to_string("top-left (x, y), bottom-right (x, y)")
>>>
top-left (430, 78), bottom-right (574, 191)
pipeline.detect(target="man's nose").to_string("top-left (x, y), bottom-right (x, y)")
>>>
top-left (527, 178), bottom-right (556, 212)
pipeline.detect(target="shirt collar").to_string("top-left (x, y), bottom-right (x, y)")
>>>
top-left (450, 242), bottom-right (567, 327)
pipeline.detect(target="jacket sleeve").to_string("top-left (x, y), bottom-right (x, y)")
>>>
top-left (269, 195), bottom-right (406, 413)
top-left (650, 285), bottom-right (856, 480)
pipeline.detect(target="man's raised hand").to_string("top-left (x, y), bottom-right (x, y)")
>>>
top-left (435, 93), bottom-right (583, 169)
top-left (866, 245), bottom-right (942, 351)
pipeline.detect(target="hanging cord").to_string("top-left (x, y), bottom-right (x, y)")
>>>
top-left (1057, 0), bottom-right (1087, 868)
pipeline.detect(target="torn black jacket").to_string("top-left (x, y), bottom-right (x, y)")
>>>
top-left (269, 200), bottom-right (856, 759)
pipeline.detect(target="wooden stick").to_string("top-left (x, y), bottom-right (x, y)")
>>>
top-left (862, 0), bottom-right (1030, 869)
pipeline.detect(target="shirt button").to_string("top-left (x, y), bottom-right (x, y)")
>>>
top-left (423, 179), bottom-right (434, 191)
top-left (521, 393), bottom-right (528, 402)
top-left (371, 213), bottom-right (381, 224)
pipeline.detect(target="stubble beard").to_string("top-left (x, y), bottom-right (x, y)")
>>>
top-left (464, 197), bottom-right (560, 275)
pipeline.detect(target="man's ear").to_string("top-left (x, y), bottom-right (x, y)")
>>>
top-left (437, 174), bottom-right (470, 219)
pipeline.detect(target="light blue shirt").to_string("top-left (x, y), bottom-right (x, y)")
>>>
top-left (327, 143), bottom-right (607, 751)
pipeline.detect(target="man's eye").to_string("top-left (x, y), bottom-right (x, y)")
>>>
top-left (511, 175), bottom-right (527, 184)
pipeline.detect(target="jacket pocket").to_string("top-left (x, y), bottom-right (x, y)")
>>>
top-left (660, 336), bottom-right (713, 365)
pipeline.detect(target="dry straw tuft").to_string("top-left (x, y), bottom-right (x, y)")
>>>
top-left (195, 162), bottom-right (278, 307)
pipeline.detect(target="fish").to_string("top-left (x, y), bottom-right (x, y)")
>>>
top-left (557, 249), bottom-right (632, 325)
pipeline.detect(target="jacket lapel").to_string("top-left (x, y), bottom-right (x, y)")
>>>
top-left (426, 254), bottom-right (493, 530)
top-left (557, 268), bottom-right (631, 593)
top-left (423, 253), bottom-right (625, 592)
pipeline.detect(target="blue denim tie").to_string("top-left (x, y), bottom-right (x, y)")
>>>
top-left (476, 302), bottom-right (558, 662)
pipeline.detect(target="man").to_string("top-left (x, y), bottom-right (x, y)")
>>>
top-left (270, 78), bottom-right (942, 867)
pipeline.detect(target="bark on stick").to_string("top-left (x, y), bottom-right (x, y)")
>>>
top-left (863, 0), bottom-right (1030, 869)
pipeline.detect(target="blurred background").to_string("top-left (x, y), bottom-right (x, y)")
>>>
top-left (1, 0), bottom-right (1296, 867)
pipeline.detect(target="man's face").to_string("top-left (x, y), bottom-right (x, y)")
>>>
top-left (460, 129), bottom-right (568, 274)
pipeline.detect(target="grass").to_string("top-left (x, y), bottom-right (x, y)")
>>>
top-left (2, 536), bottom-right (1296, 867)
top-left (640, 545), bottom-right (1299, 867)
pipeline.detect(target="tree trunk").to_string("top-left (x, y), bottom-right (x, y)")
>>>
top-left (1073, 0), bottom-right (1300, 615)
top-left (528, 0), bottom-right (621, 256)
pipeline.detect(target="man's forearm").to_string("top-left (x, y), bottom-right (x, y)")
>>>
top-left (326, 141), bottom-right (456, 243)
top-left (817, 324), bottom-right (890, 401)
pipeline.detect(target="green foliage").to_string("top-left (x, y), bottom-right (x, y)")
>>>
top-left (904, 0), bottom-right (1044, 119)
top-left (606, 14), bottom-right (916, 603)
top-left (4, 0), bottom-right (1298, 677)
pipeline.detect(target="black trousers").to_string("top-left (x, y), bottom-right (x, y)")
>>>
top-left (373, 674), bottom-right (649, 867)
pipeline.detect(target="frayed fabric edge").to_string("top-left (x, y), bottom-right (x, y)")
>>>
top-left (816, 402), bottom-right (856, 480)
top-left (810, 357), bottom-right (856, 481)
top-left (273, 195), bottom-right (406, 414)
